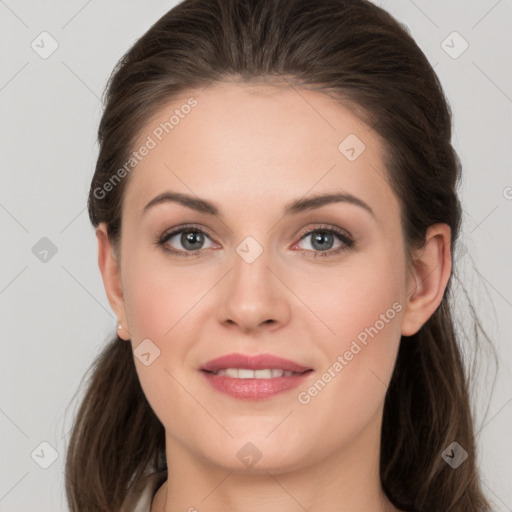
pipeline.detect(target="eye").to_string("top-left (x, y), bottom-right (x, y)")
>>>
top-left (157, 224), bottom-right (217, 257)
top-left (155, 223), bottom-right (355, 258)
top-left (293, 225), bottom-right (355, 258)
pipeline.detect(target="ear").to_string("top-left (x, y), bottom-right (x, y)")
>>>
top-left (401, 223), bottom-right (452, 336)
top-left (96, 223), bottom-right (130, 340)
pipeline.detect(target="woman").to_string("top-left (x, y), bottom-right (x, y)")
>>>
top-left (65, 0), bottom-right (494, 510)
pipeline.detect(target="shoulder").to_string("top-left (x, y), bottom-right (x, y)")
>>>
top-left (121, 470), bottom-right (167, 512)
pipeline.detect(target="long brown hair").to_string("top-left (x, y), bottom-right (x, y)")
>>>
top-left (65, 0), bottom-right (497, 510)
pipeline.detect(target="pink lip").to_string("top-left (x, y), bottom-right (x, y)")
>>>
top-left (201, 371), bottom-right (312, 400)
top-left (200, 352), bottom-right (313, 401)
top-left (200, 352), bottom-right (311, 373)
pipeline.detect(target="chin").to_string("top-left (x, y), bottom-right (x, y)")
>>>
top-left (199, 437), bottom-right (315, 475)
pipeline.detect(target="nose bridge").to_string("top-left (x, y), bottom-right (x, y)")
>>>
top-left (230, 233), bottom-right (275, 303)
top-left (217, 233), bottom-right (290, 330)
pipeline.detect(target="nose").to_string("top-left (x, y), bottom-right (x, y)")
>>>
top-left (216, 243), bottom-right (291, 333)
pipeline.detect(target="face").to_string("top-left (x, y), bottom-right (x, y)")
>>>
top-left (100, 81), bottom-right (415, 473)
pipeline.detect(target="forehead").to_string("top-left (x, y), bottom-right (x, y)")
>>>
top-left (123, 81), bottom-right (398, 225)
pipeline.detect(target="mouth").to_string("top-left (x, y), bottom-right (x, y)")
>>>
top-left (199, 353), bottom-right (314, 400)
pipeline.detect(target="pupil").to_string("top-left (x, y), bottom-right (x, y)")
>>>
top-left (312, 231), bottom-right (333, 251)
top-left (182, 231), bottom-right (203, 250)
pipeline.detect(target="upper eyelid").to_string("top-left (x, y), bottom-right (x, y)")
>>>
top-left (160, 223), bottom-right (216, 241)
top-left (297, 224), bottom-right (352, 240)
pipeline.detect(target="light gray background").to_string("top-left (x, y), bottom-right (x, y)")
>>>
top-left (1, 1), bottom-right (511, 510)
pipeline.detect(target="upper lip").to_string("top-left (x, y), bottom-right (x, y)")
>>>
top-left (201, 353), bottom-right (312, 373)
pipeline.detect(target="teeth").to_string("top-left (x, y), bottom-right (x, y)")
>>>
top-left (213, 368), bottom-right (300, 378)
top-left (254, 369), bottom-right (272, 378)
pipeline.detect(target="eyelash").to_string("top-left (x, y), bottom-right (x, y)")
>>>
top-left (155, 223), bottom-right (355, 259)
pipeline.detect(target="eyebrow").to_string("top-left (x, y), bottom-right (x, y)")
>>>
top-left (142, 190), bottom-right (375, 218)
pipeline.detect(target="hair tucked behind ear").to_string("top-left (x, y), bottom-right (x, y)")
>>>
top-left (65, 337), bottom-right (165, 511)
top-left (382, 299), bottom-right (493, 512)
top-left (66, 0), bottom-right (497, 510)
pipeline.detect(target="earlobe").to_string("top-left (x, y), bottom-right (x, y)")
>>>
top-left (400, 224), bottom-right (452, 337)
top-left (96, 223), bottom-right (130, 340)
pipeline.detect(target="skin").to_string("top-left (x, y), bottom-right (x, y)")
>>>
top-left (96, 81), bottom-right (452, 512)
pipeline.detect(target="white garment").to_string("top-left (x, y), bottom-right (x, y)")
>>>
top-left (121, 471), bottom-right (167, 512)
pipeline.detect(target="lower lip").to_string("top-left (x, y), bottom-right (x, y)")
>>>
top-left (200, 370), bottom-right (313, 400)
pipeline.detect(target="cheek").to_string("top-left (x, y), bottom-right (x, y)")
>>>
top-left (333, 263), bottom-right (404, 352)
top-left (121, 249), bottom-right (202, 342)
top-left (291, 243), bottom-right (405, 427)
top-left (336, 250), bottom-right (405, 381)
top-left (120, 250), bottom-right (200, 427)
top-left (292, 239), bottom-right (406, 349)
